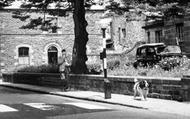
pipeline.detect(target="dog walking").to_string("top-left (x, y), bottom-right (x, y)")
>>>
top-left (133, 79), bottom-right (149, 101)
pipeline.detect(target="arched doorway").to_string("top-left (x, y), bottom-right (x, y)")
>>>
top-left (48, 46), bottom-right (58, 64)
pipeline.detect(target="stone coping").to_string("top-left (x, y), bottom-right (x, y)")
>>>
top-left (69, 74), bottom-right (181, 81)
top-left (2, 72), bottom-right (182, 81)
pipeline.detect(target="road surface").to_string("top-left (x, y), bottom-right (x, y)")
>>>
top-left (0, 86), bottom-right (189, 119)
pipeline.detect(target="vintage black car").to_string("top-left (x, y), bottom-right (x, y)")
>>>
top-left (133, 43), bottom-right (182, 68)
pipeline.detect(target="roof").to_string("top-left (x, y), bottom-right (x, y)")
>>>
top-left (142, 20), bottom-right (164, 29)
top-left (161, 45), bottom-right (181, 54)
top-left (138, 43), bottom-right (165, 48)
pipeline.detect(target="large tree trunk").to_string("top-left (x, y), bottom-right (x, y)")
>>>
top-left (71, 0), bottom-right (88, 74)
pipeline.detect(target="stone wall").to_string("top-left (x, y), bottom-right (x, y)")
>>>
top-left (0, 10), bottom-right (103, 35)
top-left (180, 14), bottom-right (190, 57)
top-left (69, 74), bottom-right (183, 101)
top-left (0, 34), bottom-right (74, 72)
top-left (164, 16), bottom-right (178, 45)
top-left (161, 15), bottom-right (190, 47)
top-left (112, 15), bottom-right (146, 52)
top-left (2, 72), bottom-right (62, 86)
top-left (184, 14), bottom-right (190, 41)
top-left (4, 72), bottom-right (190, 101)
top-left (181, 75), bottom-right (190, 101)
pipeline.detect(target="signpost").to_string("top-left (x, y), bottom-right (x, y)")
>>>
top-left (100, 27), bottom-right (111, 99)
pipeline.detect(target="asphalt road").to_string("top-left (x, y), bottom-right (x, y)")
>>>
top-left (0, 86), bottom-right (189, 119)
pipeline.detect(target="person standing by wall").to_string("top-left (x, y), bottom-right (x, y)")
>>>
top-left (58, 49), bottom-right (70, 91)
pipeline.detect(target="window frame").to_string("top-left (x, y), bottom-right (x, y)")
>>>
top-left (176, 23), bottom-right (184, 41)
top-left (18, 47), bottom-right (29, 57)
top-left (155, 30), bottom-right (162, 43)
top-left (147, 31), bottom-right (150, 43)
top-left (18, 47), bottom-right (30, 65)
top-left (48, 46), bottom-right (58, 64)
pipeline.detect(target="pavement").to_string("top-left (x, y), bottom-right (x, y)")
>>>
top-left (0, 79), bottom-right (190, 117)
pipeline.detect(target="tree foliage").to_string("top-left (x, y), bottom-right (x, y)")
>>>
top-left (113, 0), bottom-right (189, 21)
top-left (0, 0), bottom-right (15, 8)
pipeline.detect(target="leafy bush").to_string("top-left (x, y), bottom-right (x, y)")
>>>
top-left (179, 56), bottom-right (190, 69)
top-left (86, 59), bottom-right (120, 74)
top-left (107, 60), bottom-right (120, 70)
top-left (158, 57), bottom-right (181, 71)
top-left (17, 64), bottom-right (59, 73)
top-left (87, 63), bottom-right (102, 74)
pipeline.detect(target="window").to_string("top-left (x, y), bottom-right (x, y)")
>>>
top-left (146, 47), bottom-right (155, 57)
top-left (141, 48), bottom-right (146, 54)
top-left (155, 30), bottom-right (162, 43)
top-left (139, 48), bottom-right (146, 58)
top-left (147, 32), bottom-right (150, 43)
top-left (18, 47), bottom-right (29, 65)
top-left (48, 46), bottom-right (58, 64)
top-left (121, 28), bottom-right (126, 38)
top-left (176, 23), bottom-right (184, 41)
top-left (118, 27), bottom-right (121, 43)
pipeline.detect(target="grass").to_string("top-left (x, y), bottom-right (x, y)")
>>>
top-left (108, 65), bottom-right (190, 77)
top-left (107, 56), bottom-right (190, 78)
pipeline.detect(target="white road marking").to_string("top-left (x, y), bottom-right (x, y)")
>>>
top-left (0, 104), bottom-right (18, 112)
top-left (64, 102), bottom-right (111, 110)
top-left (24, 103), bottom-right (58, 111)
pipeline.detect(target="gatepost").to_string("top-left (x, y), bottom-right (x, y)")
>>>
top-left (181, 75), bottom-right (190, 101)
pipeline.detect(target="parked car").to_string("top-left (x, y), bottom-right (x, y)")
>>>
top-left (133, 43), bottom-right (182, 68)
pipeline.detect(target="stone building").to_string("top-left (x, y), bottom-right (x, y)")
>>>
top-left (0, 9), bottom-right (146, 75)
top-left (142, 11), bottom-right (190, 56)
